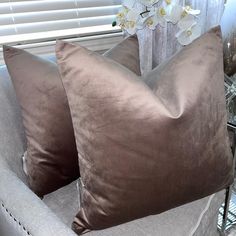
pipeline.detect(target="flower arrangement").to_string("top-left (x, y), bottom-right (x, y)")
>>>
top-left (113, 0), bottom-right (201, 45)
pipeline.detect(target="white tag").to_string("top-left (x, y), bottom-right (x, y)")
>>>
top-left (22, 151), bottom-right (28, 175)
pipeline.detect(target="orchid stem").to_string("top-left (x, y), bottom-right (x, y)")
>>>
top-left (140, 7), bottom-right (150, 18)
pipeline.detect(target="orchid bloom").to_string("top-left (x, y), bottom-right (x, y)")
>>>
top-left (158, 0), bottom-right (183, 24)
top-left (176, 9), bottom-right (201, 45)
top-left (138, 0), bottom-right (160, 7)
top-left (141, 5), bottom-right (168, 30)
top-left (154, 6), bottom-right (168, 27)
top-left (115, 0), bottom-right (202, 46)
top-left (143, 16), bottom-right (159, 30)
top-left (116, 7), bottom-right (130, 30)
top-left (125, 9), bottom-right (142, 35)
top-left (182, 5), bottom-right (201, 17)
top-left (178, 14), bottom-right (196, 31)
top-left (164, 2), bottom-right (200, 24)
top-left (165, 4), bottom-right (183, 24)
top-left (176, 23), bottom-right (201, 45)
top-left (141, 13), bottom-right (158, 30)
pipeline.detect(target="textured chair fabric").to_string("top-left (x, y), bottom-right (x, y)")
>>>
top-left (0, 166), bottom-right (77, 236)
top-left (0, 65), bottom-right (27, 184)
top-left (44, 180), bottom-right (223, 236)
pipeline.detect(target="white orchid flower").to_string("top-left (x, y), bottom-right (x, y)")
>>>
top-left (138, 0), bottom-right (160, 7)
top-left (154, 6), bottom-right (168, 27)
top-left (176, 23), bottom-right (201, 45)
top-left (125, 9), bottom-right (142, 34)
top-left (159, 0), bottom-right (183, 24)
top-left (116, 0), bottom-right (201, 46)
top-left (116, 6), bottom-right (130, 29)
top-left (164, 0), bottom-right (172, 4)
top-left (141, 5), bottom-right (168, 30)
top-left (183, 5), bottom-right (201, 16)
top-left (165, 4), bottom-right (183, 24)
top-left (143, 16), bottom-right (159, 30)
top-left (177, 14), bottom-right (196, 31)
top-left (141, 12), bottom-right (159, 30)
top-left (163, 1), bottom-right (200, 24)
top-left (162, 0), bottom-right (177, 8)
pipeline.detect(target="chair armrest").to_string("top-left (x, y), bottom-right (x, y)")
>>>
top-left (0, 162), bottom-right (77, 236)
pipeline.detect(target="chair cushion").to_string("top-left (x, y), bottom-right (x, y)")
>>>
top-left (43, 180), bottom-right (224, 236)
top-left (44, 181), bottom-right (79, 227)
top-left (0, 65), bottom-right (27, 184)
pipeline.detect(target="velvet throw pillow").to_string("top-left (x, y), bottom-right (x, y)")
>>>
top-left (56, 26), bottom-right (233, 234)
top-left (3, 35), bottom-right (140, 196)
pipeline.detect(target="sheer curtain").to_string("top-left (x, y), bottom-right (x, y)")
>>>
top-left (136, 0), bottom-right (225, 74)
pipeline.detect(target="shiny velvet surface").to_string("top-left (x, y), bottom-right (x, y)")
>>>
top-left (56, 26), bottom-right (233, 234)
top-left (3, 35), bottom-right (140, 196)
top-left (3, 46), bottom-right (79, 196)
top-left (103, 35), bottom-right (141, 75)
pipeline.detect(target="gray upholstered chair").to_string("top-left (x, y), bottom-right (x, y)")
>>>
top-left (0, 59), bottom-right (225, 236)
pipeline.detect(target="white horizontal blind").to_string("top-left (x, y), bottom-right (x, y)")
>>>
top-left (0, 0), bottom-right (122, 45)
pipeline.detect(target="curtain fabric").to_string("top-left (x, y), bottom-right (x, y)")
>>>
top-left (136, 0), bottom-right (225, 74)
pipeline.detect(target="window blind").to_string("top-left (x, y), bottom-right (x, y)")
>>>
top-left (0, 0), bottom-right (122, 45)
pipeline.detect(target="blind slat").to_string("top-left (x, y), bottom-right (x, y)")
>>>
top-left (0, 25), bottom-right (121, 45)
top-left (0, 0), bottom-right (121, 14)
top-left (0, 15), bottom-right (116, 36)
top-left (0, 0), bottom-right (58, 2)
top-left (0, 0), bottom-right (122, 45)
top-left (0, 6), bottom-right (121, 25)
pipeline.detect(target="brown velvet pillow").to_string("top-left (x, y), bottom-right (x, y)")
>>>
top-left (3, 35), bottom-right (140, 196)
top-left (103, 35), bottom-right (141, 75)
top-left (56, 26), bottom-right (233, 234)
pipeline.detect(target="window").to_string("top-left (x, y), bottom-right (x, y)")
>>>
top-left (0, 0), bottom-right (122, 45)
